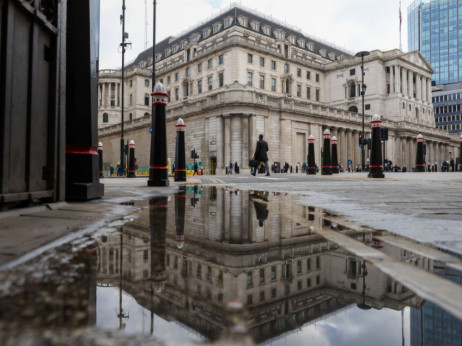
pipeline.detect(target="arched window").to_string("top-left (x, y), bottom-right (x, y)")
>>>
top-left (144, 93), bottom-right (150, 106)
top-left (144, 112), bottom-right (150, 117)
top-left (348, 106), bottom-right (358, 113)
top-left (103, 113), bottom-right (108, 123)
top-left (129, 113), bottom-right (133, 121)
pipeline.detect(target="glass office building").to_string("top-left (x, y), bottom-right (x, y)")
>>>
top-left (408, 0), bottom-right (462, 85)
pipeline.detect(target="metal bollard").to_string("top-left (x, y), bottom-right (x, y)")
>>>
top-left (97, 142), bottom-right (103, 178)
top-left (331, 136), bottom-right (339, 174)
top-left (321, 129), bottom-right (332, 175)
top-left (174, 118), bottom-right (187, 182)
top-left (368, 114), bottom-right (385, 178)
top-left (307, 135), bottom-right (317, 175)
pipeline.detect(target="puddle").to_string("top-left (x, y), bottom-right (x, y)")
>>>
top-left (1, 186), bottom-right (462, 345)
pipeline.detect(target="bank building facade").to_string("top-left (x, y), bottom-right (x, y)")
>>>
top-left (98, 4), bottom-right (460, 174)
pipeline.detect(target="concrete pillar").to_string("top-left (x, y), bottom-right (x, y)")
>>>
top-left (346, 129), bottom-right (353, 168)
top-left (217, 115), bottom-right (224, 171)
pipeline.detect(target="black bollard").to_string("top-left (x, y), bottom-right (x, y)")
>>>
top-left (415, 134), bottom-right (425, 172)
top-left (128, 140), bottom-right (136, 177)
top-left (331, 136), bottom-right (339, 174)
top-left (174, 118), bottom-right (187, 182)
top-left (321, 129), bottom-right (332, 175)
top-left (149, 196), bottom-right (169, 293)
top-left (368, 114), bottom-right (385, 178)
top-left (175, 186), bottom-right (186, 249)
top-left (97, 142), bottom-right (103, 178)
top-left (148, 83), bottom-right (169, 186)
top-left (307, 135), bottom-right (317, 175)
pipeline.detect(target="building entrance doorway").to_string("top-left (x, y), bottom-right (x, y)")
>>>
top-left (211, 157), bottom-right (217, 175)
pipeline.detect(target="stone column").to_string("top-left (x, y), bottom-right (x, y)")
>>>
top-left (346, 129), bottom-right (353, 168)
top-left (416, 75), bottom-right (421, 101)
top-left (242, 114), bottom-right (250, 169)
top-left (339, 128), bottom-right (347, 168)
top-left (216, 115), bottom-right (224, 172)
top-left (393, 135), bottom-right (401, 168)
top-left (403, 69), bottom-right (408, 96)
top-left (421, 77), bottom-right (426, 102)
top-left (354, 130), bottom-right (361, 168)
top-left (390, 66), bottom-right (394, 93)
top-left (427, 79), bottom-right (432, 103)
top-left (224, 114), bottom-right (231, 170)
top-left (396, 66), bottom-right (401, 94)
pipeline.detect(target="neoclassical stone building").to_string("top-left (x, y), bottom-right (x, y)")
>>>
top-left (98, 4), bottom-right (459, 174)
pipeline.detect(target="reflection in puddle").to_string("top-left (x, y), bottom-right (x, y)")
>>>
top-left (1, 186), bottom-right (461, 345)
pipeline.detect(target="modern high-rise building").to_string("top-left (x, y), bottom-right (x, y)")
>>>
top-left (408, 0), bottom-right (462, 85)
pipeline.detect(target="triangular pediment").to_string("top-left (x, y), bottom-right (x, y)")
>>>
top-left (400, 50), bottom-right (433, 73)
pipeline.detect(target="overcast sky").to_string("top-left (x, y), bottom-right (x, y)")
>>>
top-left (99, 0), bottom-right (415, 70)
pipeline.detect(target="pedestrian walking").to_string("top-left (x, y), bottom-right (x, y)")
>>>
top-left (252, 134), bottom-right (270, 176)
top-left (229, 161), bottom-right (234, 174)
top-left (235, 161), bottom-right (240, 174)
top-left (110, 164), bottom-right (114, 176)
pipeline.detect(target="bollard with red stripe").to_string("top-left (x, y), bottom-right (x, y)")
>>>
top-left (149, 196), bottom-right (169, 293)
top-left (148, 83), bottom-right (170, 186)
top-left (175, 186), bottom-right (186, 249)
top-left (307, 135), bottom-right (317, 175)
top-left (128, 140), bottom-right (136, 178)
top-left (368, 114), bottom-right (385, 178)
top-left (174, 118), bottom-right (187, 182)
top-left (415, 134), bottom-right (425, 172)
top-left (321, 129), bottom-right (332, 175)
top-left (97, 142), bottom-right (103, 178)
top-left (331, 136), bottom-right (339, 174)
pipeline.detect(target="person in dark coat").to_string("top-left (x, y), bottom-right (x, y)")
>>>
top-left (252, 191), bottom-right (269, 227)
top-left (252, 134), bottom-right (270, 176)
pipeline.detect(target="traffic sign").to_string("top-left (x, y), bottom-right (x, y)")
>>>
top-left (149, 126), bottom-right (152, 134)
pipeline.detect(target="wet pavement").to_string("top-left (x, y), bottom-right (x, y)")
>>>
top-left (1, 173), bottom-right (462, 345)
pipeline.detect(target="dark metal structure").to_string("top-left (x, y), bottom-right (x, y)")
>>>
top-left (0, 0), bottom-right (103, 208)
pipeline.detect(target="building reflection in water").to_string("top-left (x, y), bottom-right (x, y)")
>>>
top-left (94, 186), bottom-right (459, 344)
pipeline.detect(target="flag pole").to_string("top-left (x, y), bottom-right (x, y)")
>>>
top-left (399, 0), bottom-right (402, 51)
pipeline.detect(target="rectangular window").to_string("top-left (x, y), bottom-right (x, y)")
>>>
top-left (219, 73), bottom-right (224, 87)
top-left (247, 294), bottom-right (253, 305)
top-left (197, 264), bottom-right (202, 278)
top-left (260, 57), bottom-right (265, 67)
top-left (365, 104), bottom-right (371, 110)
top-left (260, 291), bottom-right (265, 302)
top-left (316, 256), bottom-right (320, 269)
top-left (260, 75), bottom-right (265, 89)
top-left (350, 68), bottom-right (355, 76)
top-left (315, 89), bottom-right (320, 101)
top-left (175, 73), bottom-right (179, 81)
top-left (174, 256), bottom-right (178, 269)
top-left (307, 258), bottom-right (311, 271)
top-left (247, 272), bottom-right (253, 286)
top-left (208, 76), bottom-right (213, 90)
top-left (145, 79), bottom-right (150, 87)
top-left (186, 67), bottom-right (190, 76)
top-left (247, 72), bottom-right (253, 86)
top-left (198, 80), bottom-right (202, 94)
top-left (306, 71), bottom-right (311, 80)
top-left (298, 280), bottom-right (302, 290)
top-left (315, 73), bottom-right (320, 82)
top-left (167, 90), bottom-right (171, 102)
top-left (307, 278), bottom-right (311, 287)
top-left (306, 87), bottom-right (311, 99)
top-left (271, 266), bottom-right (276, 280)
top-left (260, 268), bottom-right (265, 283)
top-left (297, 84), bottom-right (301, 97)
top-left (284, 63), bottom-right (289, 73)
top-left (167, 75), bottom-right (171, 84)
top-left (207, 266), bottom-right (212, 281)
top-left (271, 78), bottom-right (276, 92)
top-left (297, 260), bottom-right (302, 273)
top-left (175, 88), bottom-right (179, 101)
top-left (316, 275), bottom-right (320, 285)
top-left (248, 54), bottom-right (253, 63)
top-left (208, 59), bottom-right (213, 69)
top-left (271, 60), bottom-right (276, 70)
top-left (219, 55), bottom-right (224, 64)
top-left (129, 80), bottom-right (133, 88)
top-left (297, 68), bottom-right (301, 77)
top-left (198, 63), bottom-right (202, 72)
top-left (271, 288), bottom-right (276, 298)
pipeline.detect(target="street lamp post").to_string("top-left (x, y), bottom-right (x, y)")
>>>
top-left (356, 51), bottom-right (370, 172)
top-left (120, 0), bottom-right (130, 177)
